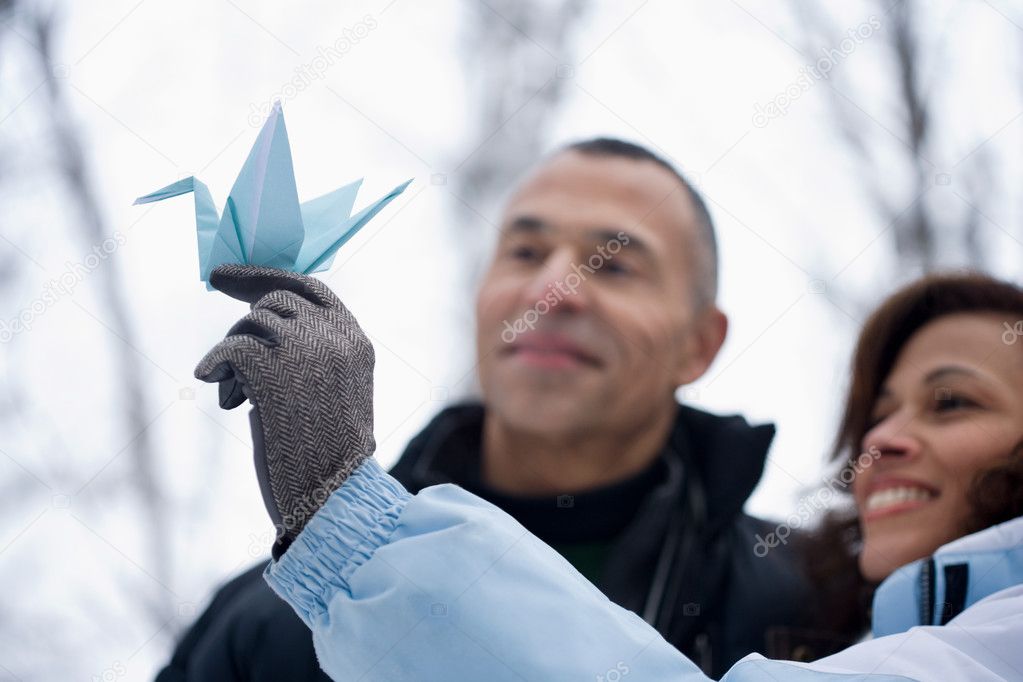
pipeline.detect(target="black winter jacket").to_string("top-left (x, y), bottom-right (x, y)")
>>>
top-left (156, 402), bottom-right (819, 680)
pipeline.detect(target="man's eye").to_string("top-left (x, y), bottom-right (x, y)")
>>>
top-left (508, 245), bottom-right (541, 261)
top-left (600, 260), bottom-right (631, 276)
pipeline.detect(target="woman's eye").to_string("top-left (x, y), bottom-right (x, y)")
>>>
top-left (866, 414), bottom-right (889, 431)
top-left (934, 394), bottom-right (978, 412)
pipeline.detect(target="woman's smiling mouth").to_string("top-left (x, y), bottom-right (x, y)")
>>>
top-left (862, 479), bottom-right (939, 521)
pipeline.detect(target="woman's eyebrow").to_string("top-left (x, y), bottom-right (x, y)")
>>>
top-left (924, 365), bottom-right (982, 384)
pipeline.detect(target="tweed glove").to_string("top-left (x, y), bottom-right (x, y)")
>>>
top-left (195, 264), bottom-right (376, 558)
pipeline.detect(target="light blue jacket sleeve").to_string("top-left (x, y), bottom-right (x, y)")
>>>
top-left (263, 459), bottom-right (1015, 681)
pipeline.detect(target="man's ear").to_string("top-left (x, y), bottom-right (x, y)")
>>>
top-left (675, 306), bottom-right (728, 386)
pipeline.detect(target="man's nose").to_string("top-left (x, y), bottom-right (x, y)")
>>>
top-left (520, 248), bottom-right (589, 314)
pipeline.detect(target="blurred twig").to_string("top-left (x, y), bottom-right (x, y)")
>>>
top-left (24, 3), bottom-right (174, 628)
top-left (794, 0), bottom-right (1009, 308)
top-left (446, 0), bottom-right (589, 396)
top-left (452, 0), bottom-right (589, 279)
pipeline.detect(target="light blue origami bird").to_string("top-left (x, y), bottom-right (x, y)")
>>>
top-left (134, 101), bottom-right (411, 286)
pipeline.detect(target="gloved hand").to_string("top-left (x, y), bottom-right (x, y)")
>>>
top-left (195, 264), bottom-right (376, 559)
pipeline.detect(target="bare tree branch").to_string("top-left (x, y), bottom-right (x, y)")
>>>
top-left (24, 3), bottom-right (175, 629)
top-left (452, 0), bottom-right (589, 278)
top-left (441, 0), bottom-right (590, 397)
top-left (791, 0), bottom-right (1007, 298)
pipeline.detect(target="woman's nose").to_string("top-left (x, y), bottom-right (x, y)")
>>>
top-left (861, 413), bottom-right (921, 462)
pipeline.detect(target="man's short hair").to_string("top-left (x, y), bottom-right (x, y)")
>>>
top-left (563, 138), bottom-right (718, 310)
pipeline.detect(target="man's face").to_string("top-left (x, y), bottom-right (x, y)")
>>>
top-left (475, 151), bottom-right (722, 438)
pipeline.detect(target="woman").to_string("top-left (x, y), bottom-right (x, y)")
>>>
top-left (805, 273), bottom-right (1023, 642)
top-left (204, 268), bottom-right (1023, 680)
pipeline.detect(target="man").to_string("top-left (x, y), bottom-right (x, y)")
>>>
top-left (157, 139), bottom-right (817, 681)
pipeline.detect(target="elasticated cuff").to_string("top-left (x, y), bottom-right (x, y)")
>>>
top-left (263, 458), bottom-right (411, 627)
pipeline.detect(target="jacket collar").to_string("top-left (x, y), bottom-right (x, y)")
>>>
top-left (388, 401), bottom-right (776, 529)
top-left (671, 403), bottom-right (775, 532)
top-left (872, 515), bottom-right (1023, 637)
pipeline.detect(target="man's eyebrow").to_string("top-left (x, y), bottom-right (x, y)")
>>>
top-left (585, 228), bottom-right (652, 258)
top-left (505, 216), bottom-right (552, 235)
top-left (503, 218), bottom-right (654, 259)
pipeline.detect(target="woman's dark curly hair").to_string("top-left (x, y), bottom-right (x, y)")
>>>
top-left (801, 272), bottom-right (1023, 637)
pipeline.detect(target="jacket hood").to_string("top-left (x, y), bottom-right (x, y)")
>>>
top-left (387, 401), bottom-right (776, 529)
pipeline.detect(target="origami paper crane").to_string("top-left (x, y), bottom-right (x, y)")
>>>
top-left (134, 101), bottom-right (411, 286)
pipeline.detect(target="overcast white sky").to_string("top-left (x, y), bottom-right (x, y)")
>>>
top-left (1, 0), bottom-right (1021, 678)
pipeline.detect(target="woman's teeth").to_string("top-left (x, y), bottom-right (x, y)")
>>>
top-left (865, 486), bottom-right (934, 512)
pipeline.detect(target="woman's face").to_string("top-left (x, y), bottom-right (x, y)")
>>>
top-left (854, 312), bottom-right (1023, 582)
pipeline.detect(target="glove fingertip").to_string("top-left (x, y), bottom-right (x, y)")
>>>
top-left (194, 356), bottom-right (232, 383)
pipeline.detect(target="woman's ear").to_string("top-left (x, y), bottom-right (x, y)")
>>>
top-left (675, 306), bottom-right (728, 386)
